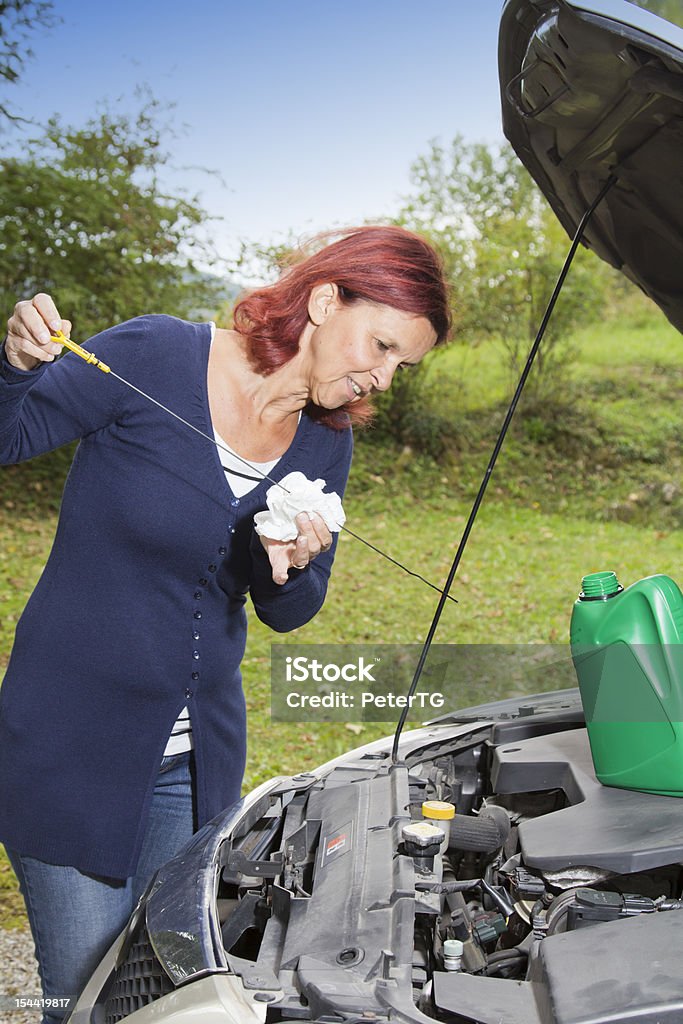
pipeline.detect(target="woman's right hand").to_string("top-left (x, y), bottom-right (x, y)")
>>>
top-left (5, 294), bottom-right (72, 372)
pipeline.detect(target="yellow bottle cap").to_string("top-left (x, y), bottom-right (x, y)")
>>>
top-left (422, 800), bottom-right (455, 820)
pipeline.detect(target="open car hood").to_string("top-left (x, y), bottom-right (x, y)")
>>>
top-left (499, 0), bottom-right (683, 333)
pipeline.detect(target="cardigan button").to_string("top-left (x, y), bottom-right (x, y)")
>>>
top-left (192, 630), bottom-right (200, 640)
top-left (198, 577), bottom-right (208, 586)
top-left (218, 547), bottom-right (227, 555)
top-left (192, 650), bottom-right (200, 660)
top-left (185, 688), bottom-right (194, 699)
top-left (194, 591), bottom-right (202, 600)
top-left (193, 610), bottom-right (202, 620)
top-left (208, 564), bottom-right (217, 573)
top-left (191, 672), bottom-right (199, 681)
top-left (230, 498), bottom-right (240, 507)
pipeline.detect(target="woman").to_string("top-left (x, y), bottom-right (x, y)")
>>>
top-left (0, 225), bottom-right (450, 1020)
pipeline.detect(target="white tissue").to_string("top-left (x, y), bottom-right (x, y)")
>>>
top-left (253, 471), bottom-right (346, 541)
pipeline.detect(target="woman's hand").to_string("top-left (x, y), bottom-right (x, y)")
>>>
top-left (5, 294), bottom-right (72, 372)
top-left (260, 512), bottom-right (333, 585)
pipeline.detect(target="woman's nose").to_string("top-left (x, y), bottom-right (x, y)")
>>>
top-left (371, 363), bottom-right (395, 392)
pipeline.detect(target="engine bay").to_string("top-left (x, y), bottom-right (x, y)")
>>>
top-left (209, 707), bottom-right (683, 1023)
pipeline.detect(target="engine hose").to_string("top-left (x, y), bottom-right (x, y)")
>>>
top-left (417, 878), bottom-right (483, 894)
top-left (448, 805), bottom-right (511, 854)
top-left (486, 949), bottom-right (528, 965)
top-left (416, 876), bottom-right (513, 917)
top-left (485, 949), bottom-right (528, 978)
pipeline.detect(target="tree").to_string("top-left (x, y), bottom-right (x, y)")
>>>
top-left (0, 0), bottom-right (56, 124)
top-left (0, 100), bottom-right (223, 337)
top-left (397, 136), bottom-right (614, 399)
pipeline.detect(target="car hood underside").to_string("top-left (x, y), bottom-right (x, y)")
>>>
top-left (499, 0), bottom-right (683, 333)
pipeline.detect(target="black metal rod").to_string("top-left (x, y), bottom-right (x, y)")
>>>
top-left (391, 175), bottom-right (617, 762)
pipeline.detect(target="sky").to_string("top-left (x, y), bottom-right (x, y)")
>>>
top-left (9, 0), bottom-right (507, 269)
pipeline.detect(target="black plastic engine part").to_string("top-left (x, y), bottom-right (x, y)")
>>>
top-left (491, 729), bottom-right (683, 873)
top-left (510, 866), bottom-right (547, 902)
top-left (566, 888), bottom-right (656, 930)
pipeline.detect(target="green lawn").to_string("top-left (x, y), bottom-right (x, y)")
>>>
top-left (2, 314), bottom-right (683, 927)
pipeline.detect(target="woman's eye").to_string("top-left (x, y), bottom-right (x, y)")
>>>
top-left (375, 339), bottom-right (389, 352)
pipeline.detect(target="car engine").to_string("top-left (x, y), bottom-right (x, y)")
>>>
top-left (95, 693), bottom-right (683, 1023)
top-left (196, 698), bottom-right (683, 1022)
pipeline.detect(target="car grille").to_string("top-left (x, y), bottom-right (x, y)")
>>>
top-left (103, 922), bottom-right (175, 1024)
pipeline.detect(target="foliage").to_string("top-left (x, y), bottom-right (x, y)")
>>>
top-left (0, 0), bottom-right (56, 123)
top-left (233, 236), bottom-right (298, 284)
top-left (369, 361), bottom-right (432, 443)
top-left (0, 99), bottom-right (224, 338)
top-left (367, 357), bottom-right (465, 458)
top-left (213, 237), bottom-right (295, 326)
top-left (396, 136), bottom-right (614, 398)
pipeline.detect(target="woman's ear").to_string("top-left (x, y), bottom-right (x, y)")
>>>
top-left (308, 282), bottom-right (339, 325)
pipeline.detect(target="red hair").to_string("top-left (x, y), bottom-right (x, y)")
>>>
top-left (232, 225), bottom-right (451, 428)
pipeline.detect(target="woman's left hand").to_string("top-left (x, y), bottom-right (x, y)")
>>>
top-left (261, 512), bottom-right (333, 585)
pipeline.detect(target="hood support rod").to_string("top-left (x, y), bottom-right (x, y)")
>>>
top-left (391, 174), bottom-right (617, 763)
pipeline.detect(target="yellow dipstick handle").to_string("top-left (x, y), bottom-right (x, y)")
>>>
top-left (50, 330), bottom-right (111, 373)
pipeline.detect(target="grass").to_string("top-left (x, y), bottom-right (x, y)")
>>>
top-left (392, 313), bottom-right (683, 526)
top-left (2, 312), bottom-right (683, 927)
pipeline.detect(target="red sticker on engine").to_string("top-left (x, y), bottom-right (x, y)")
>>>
top-left (320, 821), bottom-right (353, 866)
top-left (327, 833), bottom-right (346, 855)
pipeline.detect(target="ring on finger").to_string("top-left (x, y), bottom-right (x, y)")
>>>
top-left (292, 562), bottom-right (307, 570)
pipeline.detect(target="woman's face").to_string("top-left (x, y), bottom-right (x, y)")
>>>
top-left (306, 288), bottom-right (437, 409)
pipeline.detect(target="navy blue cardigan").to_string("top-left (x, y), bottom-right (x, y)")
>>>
top-left (0, 315), bottom-right (353, 879)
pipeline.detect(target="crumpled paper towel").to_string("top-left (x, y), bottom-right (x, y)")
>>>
top-left (253, 471), bottom-right (345, 541)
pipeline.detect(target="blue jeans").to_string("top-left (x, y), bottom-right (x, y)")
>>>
top-left (6, 750), bottom-right (195, 1024)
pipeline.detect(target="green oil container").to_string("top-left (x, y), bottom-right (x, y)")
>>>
top-left (570, 571), bottom-right (683, 796)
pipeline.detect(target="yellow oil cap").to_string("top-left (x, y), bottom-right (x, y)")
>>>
top-left (422, 800), bottom-right (455, 820)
